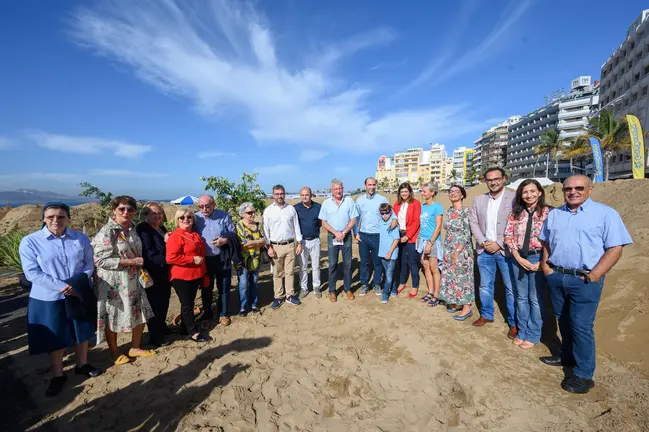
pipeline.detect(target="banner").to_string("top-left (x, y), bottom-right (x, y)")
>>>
top-left (589, 137), bottom-right (604, 183)
top-left (626, 115), bottom-right (645, 179)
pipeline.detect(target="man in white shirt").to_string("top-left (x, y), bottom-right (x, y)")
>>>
top-left (263, 184), bottom-right (303, 309)
top-left (469, 168), bottom-right (517, 337)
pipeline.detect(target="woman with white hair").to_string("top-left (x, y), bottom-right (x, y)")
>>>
top-left (166, 209), bottom-right (210, 343)
top-left (235, 202), bottom-right (265, 316)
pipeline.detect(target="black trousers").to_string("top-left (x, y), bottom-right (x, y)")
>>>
top-left (145, 283), bottom-right (171, 345)
top-left (171, 278), bottom-right (201, 335)
top-left (205, 256), bottom-right (232, 319)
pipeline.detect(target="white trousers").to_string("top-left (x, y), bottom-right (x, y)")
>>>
top-left (299, 238), bottom-right (321, 291)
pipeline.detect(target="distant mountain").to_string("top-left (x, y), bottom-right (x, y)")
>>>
top-left (0, 189), bottom-right (92, 206)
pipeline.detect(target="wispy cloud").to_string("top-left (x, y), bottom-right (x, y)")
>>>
top-left (29, 131), bottom-right (152, 158)
top-left (68, 0), bottom-right (492, 155)
top-left (197, 151), bottom-right (237, 159)
top-left (0, 172), bottom-right (79, 182)
top-left (298, 150), bottom-right (328, 162)
top-left (402, 0), bottom-right (532, 93)
top-left (253, 164), bottom-right (297, 175)
top-left (91, 169), bottom-right (168, 178)
top-left (0, 137), bottom-right (15, 150)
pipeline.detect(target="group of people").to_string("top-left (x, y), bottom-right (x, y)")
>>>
top-left (19, 169), bottom-right (631, 398)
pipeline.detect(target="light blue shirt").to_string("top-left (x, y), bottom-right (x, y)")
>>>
top-left (539, 198), bottom-right (632, 270)
top-left (19, 227), bottom-right (94, 301)
top-left (195, 210), bottom-right (235, 256)
top-left (419, 202), bottom-right (444, 240)
top-left (318, 196), bottom-right (359, 232)
top-left (379, 219), bottom-right (401, 260)
top-left (354, 193), bottom-right (388, 235)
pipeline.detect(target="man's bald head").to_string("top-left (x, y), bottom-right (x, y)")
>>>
top-left (198, 194), bottom-right (216, 216)
top-left (562, 174), bottom-right (594, 210)
top-left (563, 174), bottom-right (592, 187)
top-left (300, 187), bottom-right (313, 205)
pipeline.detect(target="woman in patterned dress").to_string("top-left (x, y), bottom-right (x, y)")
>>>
top-left (235, 202), bottom-right (265, 316)
top-left (93, 196), bottom-right (155, 365)
top-left (438, 185), bottom-right (475, 321)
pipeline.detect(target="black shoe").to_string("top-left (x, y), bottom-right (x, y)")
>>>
top-left (190, 334), bottom-right (212, 343)
top-left (74, 364), bottom-right (103, 378)
top-left (540, 356), bottom-right (576, 367)
top-left (45, 375), bottom-right (67, 397)
top-left (561, 376), bottom-right (594, 394)
top-left (150, 340), bottom-right (171, 348)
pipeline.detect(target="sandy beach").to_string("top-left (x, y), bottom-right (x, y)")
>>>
top-left (1, 179), bottom-right (648, 431)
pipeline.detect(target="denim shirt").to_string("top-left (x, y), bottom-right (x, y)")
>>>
top-left (195, 210), bottom-right (235, 256)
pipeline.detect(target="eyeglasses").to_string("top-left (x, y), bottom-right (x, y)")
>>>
top-left (178, 216), bottom-right (193, 221)
top-left (45, 215), bottom-right (67, 221)
top-left (379, 211), bottom-right (391, 215)
top-left (485, 177), bottom-right (503, 183)
top-left (198, 204), bottom-right (214, 209)
top-left (244, 211), bottom-right (255, 215)
top-left (562, 186), bottom-right (586, 193)
top-left (116, 206), bottom-right (135, 213)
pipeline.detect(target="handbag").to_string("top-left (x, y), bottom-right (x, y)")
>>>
top-left (119, 231), bottom-right (154, 289)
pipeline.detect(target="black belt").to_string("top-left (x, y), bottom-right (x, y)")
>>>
top-left (548, 263), bottom-right (589, 277)
top-left (303, 236), bottom-right (318, 241)
top-left (271, 239), bottom-right (294, 245)
top-left (521, 249), bottom-right (542, 257)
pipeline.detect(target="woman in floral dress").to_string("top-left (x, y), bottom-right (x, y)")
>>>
top-left (93, 196), bottom-right (155, 365)
top-left (438, 185), bottom-right (475, 321)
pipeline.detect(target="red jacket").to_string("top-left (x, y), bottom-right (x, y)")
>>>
top-left (166, 229), bottom-right (207, 281)
top-left (393, 199), bottom-right (421, 243)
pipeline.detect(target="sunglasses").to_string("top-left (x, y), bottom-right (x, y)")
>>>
top-left (116, 206), bottom-right (135, 213)
top-left (178, 215), bottom-right (193, 221)
top-left (380, 211), bottom-right (391, 215)
top-left (244, 211), bottom-right (255, 215)
top-left (562, 186), bottom-right (586, 193)
top-left (198, 204), bottom-right (214, 209)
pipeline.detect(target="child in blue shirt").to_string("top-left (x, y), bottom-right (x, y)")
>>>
top-left (378, 203), bottom-right (401, 303)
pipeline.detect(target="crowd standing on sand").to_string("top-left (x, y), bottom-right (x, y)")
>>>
top-left (18, 171), bottom-right (632, 398)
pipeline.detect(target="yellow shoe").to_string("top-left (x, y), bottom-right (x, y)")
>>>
top-left (112, 354), bottom-right (131, 365)
top-left (128, 348), bottom-right (156, 358)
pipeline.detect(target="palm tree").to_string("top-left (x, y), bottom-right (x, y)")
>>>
top-left (534, 129), bottom-right (561, 178)
top-left (583, 110), bottom-right (631, 180)
top-left (447, 169), bottom-right (460, 183)
top-left (563, 135), bottom-right (592, 174)
top-left (465, 167), bottom-right (477, 185)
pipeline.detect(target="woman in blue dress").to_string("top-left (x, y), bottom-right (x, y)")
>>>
top-left (19, 202), bottom-right (102, 397)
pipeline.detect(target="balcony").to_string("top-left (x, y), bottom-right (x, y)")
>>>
top-left (558, 119), bottom-right (588, 129)
top-left (558, 108), bottom-right (590, 119)
top-left (559, 130), bottom-right (586, 139)
top-left (559, 98), bottom-right (592, 109)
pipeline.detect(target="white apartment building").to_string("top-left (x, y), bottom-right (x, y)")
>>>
top-left (557, 77), bottom-right (600, 141)
top-left (599, 9), bottom-right (649, 178)
top-left (453, 146), bottom-right (468, 182)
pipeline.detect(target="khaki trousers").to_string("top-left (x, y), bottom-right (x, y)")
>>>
top-left (271, 242), bottom-right (296, 299)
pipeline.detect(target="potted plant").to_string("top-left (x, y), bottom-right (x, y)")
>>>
top-left (0, 230), bottom-right (30, 289)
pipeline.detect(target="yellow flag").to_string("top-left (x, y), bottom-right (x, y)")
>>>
top-left (626, 115), bottom-right (645, 180)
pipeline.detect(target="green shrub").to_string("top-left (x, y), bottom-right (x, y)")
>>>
top-left (0, 231), bottom-right (26, 272)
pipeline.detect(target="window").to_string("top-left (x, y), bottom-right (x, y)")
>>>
top-left (632, 92), bottom-right (638, 103)
top-left (635, 73), bottom-right (641, 83)
top-left (645, 64), bottom-right (649, 75)
top-left (627, 154), bottom-right (632, 161)
top-left (624, 98), bottom-right (629, 108)
top-left (642, 86), bottom-right (648, 97)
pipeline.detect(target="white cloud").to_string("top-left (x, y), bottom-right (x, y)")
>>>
top-left (298, 150), bottom-right (328, 162)
top-left (68, 0), bottom-right (492, 155)
top-left (197, 151), bottom-right (237, 159)
top-left (0, 137), bottom-right (15, 150)
top-left (0, 172), bottom-right (79, 182)
top-left (253, 164), bottom-right (297, 175)
top-left (28, 131), bottom-right (152, 158)
top-left (91, 169), bottom-right (168, 178)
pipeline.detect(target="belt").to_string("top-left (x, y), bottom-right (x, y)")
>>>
top-left (303, 236), bottom-right (318, 241)
top-left (270, 239), bottom-right (294, 245)
top-left (548, 263), bottom-right (589, 277)
top-left (521, 249), bottom-right (542, 256)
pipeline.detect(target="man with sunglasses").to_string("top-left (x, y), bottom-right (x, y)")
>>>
top-left (195, 195), bottom-right (236, 327)
top-left (539, 174), bottom-right (632, 394)
top-left (469, 167), bottom-right (517, 337)
top-left (263, 185), bottom-right (303, 309)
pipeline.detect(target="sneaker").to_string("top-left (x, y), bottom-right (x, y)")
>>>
top-left (271, 298), bottom-right (283, 309)
top-left (314, 289), bottom-right (322, 299)
top-left (390, 292), bottom-right (398, 298)
top-left (381, 299), bottom-right (388, 304)
top-left (359, 285), bottom-right (370, 296)
top-left (74, 364), bottom-right (103, 378)
top-left (286, 295), bottom-right (301, 306)
top-left (298, 290), bottom-right (308, 300)
top-left (374, 285), bottom-right (382, 296)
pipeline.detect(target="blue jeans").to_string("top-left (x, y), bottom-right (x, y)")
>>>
top-left (477, 252), bottom-right (516, 327)
top-left (205, 256), bottom-right (232, 318)
top-left (546, 272), bottom-right (604, 380)
top-left (398, 242), bottom-right (420, 288)
top-left (381, 259), bottom-right (397, 300)
top-left (359, 232), bottom-right (381, 287)
top-left (237, 267), bottom-right (259, 311)
top-left (510, 254), bottom-right (545, 344)
top-left (328, 233), bottom-right (352, 293)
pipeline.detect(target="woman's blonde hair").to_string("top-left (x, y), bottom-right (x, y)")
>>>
top-left (174, 208), bottom-right (196, 227)
top-left (141, 201), bottom-right (165, 221)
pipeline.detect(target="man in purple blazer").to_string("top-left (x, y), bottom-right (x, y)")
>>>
top-left (469, 167), bottom-right (517, 338)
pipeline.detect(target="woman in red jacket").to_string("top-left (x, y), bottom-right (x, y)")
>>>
top-left (166, 209), bottom-right (211, 343)
top-left (393, 183), bottom-right (421, 298)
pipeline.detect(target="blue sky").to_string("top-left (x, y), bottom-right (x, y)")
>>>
top-left (1, 0), bottom-right (647, 198)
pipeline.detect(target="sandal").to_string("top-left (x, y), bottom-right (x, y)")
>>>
top-left (421, 293), bottom-right (434, 303)
top-left (426, 297), bottom-right (439, 307)
top-left (112, 354), bottom-right (131, 365)
top-left (128, 348), bottom-right (156, 358)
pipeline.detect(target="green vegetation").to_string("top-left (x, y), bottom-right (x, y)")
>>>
top-left (0, 231), bottom-right (26, 272)
top-left (200, 171), bottom-right (266, 219)
top-left (535, 129), bottom-right (561, 178)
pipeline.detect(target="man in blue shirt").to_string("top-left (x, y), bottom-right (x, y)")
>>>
top-left (318, 179), bottom-right (359, 302)
top-left (195, 194), bottom-right (236, 327)
top-left (539, 175), bottom-right (632, 394)
top-left (354, 177), bottom-right (389, 296)
top-left (294, 187), bottom-right (322, 299)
